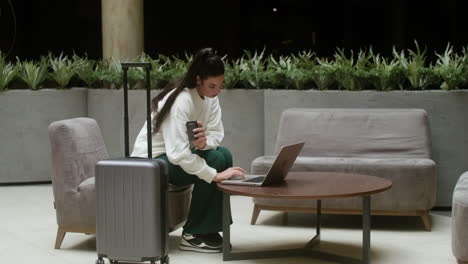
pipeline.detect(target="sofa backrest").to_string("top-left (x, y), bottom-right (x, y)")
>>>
top-left (274, 108), bottom-right (432, 159)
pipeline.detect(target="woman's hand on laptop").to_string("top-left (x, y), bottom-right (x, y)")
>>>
top-left (213, 167), bottom-right (247, 182)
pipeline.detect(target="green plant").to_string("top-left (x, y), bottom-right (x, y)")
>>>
top-left (462, 46), bottom-right (468, 88)
top-left (17, 57), bottom-right (48, 90)
top-left (368, 52), bottom-right (405, 91)
top-left (333, 49), bottom-right (372, 90)
top-left (394, 41), bottom-right (440, 90)
top-left (143, 54), bottom-right (168, 89)
top-left (265, 54), bottom-right (315, 89)
top-left (5, 43), bottom-right (468, 90)
top-left (264, 55), bottom-right (293, 88)
top-left (96, 57), bottom-right (145, 88)
top-left (95, 57), bottom-right (121, 87)
top-left (354, 49), bottom-right (373, 89)
top-left (239, 49), bottom-right (266, 89)
top-left (73, 55), bottom-right (99, 87)
top-left (127, 53), bottom-right (154, 89)
top-left (0, 52), bottom-right (19, 91)
top-left (224, 57), bottom-right (242, 89)
top-left (49, 53), bottom-right (76, 88)
top-left (288, 68), bottom-right (315, 90)
top-left (434, 43), bottom-right (466, 90)
top-left (288, 51), bottom-right (317, 89)
top-left (312, 58), bottom-right (336, 90)
top-left (332, 49), bottom-right (352, 90)
top-left (462, 46), bottom-right (468, 72)
top-left (155, 54), bottom-right (188, 88)
top-left (291, 51), bottom-right (315, 69)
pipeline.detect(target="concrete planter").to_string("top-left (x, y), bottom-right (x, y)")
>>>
top-left (87, 89), bottom-right (161, 158)
top-left (0, 88), bottom-right (88, 183)
top-left (87, 89), bottom-right (265, 174)
top-left (2, 87), bottom-right (466, 206)
top-left (217, 90), bottom-right (264, 172)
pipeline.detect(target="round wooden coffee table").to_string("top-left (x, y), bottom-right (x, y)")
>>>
top-left (217, 172), bottom-right (392, 264)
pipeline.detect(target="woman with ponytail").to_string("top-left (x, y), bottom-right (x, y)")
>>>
top-left (132, 48), bottom-right (246, 253)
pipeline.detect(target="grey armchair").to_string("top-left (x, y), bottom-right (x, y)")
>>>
top-left (48, 117), bottom-right (192, 249)
top-left (48, 118), bottom-right (109, 249)
top-left (452, 171), bottom-right (468, 263)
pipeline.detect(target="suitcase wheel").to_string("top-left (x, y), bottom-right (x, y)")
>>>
top-left (161, 255), bottom-right (169, 264)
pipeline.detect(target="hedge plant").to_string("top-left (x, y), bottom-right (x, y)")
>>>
top-left (0, 52), bottom-right (19, 90)
top-left (17, 57), bottom-right (48, 90)
top-left (49, 53), bottom-right (76, 88)
top-left (1, 42), bottom-right (468, 91)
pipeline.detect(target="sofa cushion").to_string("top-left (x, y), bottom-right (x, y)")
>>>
top-left (274, 108), bottom-right (431, 159)
top-left (252, 156), bottom-right (436, 211)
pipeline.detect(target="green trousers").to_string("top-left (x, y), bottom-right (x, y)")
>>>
top-left (156, 146), bottom-right (232, 235)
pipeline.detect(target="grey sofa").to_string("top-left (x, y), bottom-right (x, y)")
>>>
top-left (452, 171), bottom-right (468, 263)
top-left (48, 117), bottom-right (191, 249)
top-left (251, 108), bottom-right (437, 230)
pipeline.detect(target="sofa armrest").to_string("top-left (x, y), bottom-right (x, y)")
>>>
top-left (251, 156), bottom-right (276, 175)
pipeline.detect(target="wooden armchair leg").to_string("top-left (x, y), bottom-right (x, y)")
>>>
top-left (421, 211), bottom-right (431, 231)
top-left (55, 226), bottom-right (66, 249)
top-left (251, 204), bottom-right (261, 225)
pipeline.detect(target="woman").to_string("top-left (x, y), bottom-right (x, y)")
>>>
top-left (131, 48), bottom-right (246, 253)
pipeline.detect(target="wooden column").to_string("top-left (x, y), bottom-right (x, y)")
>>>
top-left (101, 0), bottom-right (144, 59)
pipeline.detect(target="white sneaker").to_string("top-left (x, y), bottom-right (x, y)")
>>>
top-left (179, 232), bottom-right (222, 253)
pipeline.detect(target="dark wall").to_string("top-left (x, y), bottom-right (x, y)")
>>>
top-left (0, 0), bottom-right (101, 61)
top-left (146, 0), bottom-right (468, 58)
top-left (143, 1), bottom-right (225, 56)
top-left (1, 0), bottom-right (467, 61)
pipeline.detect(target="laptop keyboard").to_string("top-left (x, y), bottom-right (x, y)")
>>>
top-left (244, 176), bottom-right (266, 183)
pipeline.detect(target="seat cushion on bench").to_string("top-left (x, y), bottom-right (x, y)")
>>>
top-left (252, 156), bottom-right (436, 211)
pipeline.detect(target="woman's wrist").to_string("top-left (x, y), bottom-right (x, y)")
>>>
top-left (199, 142), bottom-right (207, 149)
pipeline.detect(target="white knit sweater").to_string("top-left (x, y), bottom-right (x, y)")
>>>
top-left (131, 88), bottom-right (224, 183)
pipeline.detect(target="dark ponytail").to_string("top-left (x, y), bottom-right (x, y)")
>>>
top-left (151, 48), bottom-right (224, 134)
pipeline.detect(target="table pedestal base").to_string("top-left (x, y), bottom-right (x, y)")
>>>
top-left (222, 194), bottom-right (371, 264)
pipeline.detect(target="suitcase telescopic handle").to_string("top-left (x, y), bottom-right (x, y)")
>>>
top-left (122, 62), bottom-right (152, 159)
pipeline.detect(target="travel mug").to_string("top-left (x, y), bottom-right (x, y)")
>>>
top-left (186, 121), bottom-right (199, 142)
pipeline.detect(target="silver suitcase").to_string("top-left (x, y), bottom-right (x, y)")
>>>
top-left (95, 63), bottom-right (169, 264)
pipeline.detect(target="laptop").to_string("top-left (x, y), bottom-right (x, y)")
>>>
top-left (220, 142), bottom-right (305, 187)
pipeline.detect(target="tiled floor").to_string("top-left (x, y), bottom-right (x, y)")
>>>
top-left (0, 184), bottom-right (456, 264)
